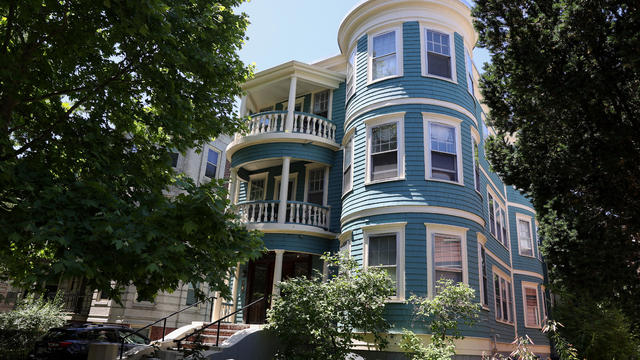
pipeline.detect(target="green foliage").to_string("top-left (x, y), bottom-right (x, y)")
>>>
top-left (0, 0), bottom-right (262, 302)
top-left (481, 322), bottom-right (580, 360)
top-left (473, 0), bottom-right (640, 332)
top-left (400, 280), bottom-right (481, 360)
top-left (551, 295), bottom-right (639, 359)
top-left (265, 253), bottom-right (395, 360)
top-left (0, 293), bottom-right (66, 359)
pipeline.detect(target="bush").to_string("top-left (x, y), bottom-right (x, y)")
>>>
top-left (0, 293), bottom-right (66, 360)
top-left (265, 253), bottom-right (395, 360)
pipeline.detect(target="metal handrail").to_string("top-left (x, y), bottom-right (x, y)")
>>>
top-left (118, 295), bottom-right (216, 359)
top-left (174, 296), bottom-right (266, 350)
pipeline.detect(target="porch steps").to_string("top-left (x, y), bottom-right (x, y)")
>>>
top-left (182, 323), bottom-right (251, 346)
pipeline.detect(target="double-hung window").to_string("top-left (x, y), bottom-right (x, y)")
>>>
top-left (434, 234), bottom-right (463, 290)
top-left (478, 242), bottom-right (489, 307)
top-left (248, 174), bottom-right (267, 201)
top-left (426, 223), bottom-right (467, 298)
top-left (425, 29), bottom-right (452, 79)
top-left (494, 271), bottom-right (514, 324)
top-left (204, 148), bottom-right (220, 179)
top-left (313, 90), bottom-right (330, 118)
top-left (430, 123), bottom-right (458, 181)
top-left (473, 139), bottom-right (481, 191)
top-left (346, 48), bottom-right (356, 100)
top-left (306, 167), bottom-right (324, 205)
top-left (371, 31), bottom-right (398, 81)
top-left (488, 192), bottom-right (509, 249)
top-left (465, 49), bottom-right (475, 95)
top-left (522, 284), bottom-right (541, 328)
top-left (517, 216), bottom-right (534, 257)
top-left (343, 136), bottom-right (353, 194)
top-left (364, 223), bottom-right (405, 299)
top-left (368, 117), bottom-right (404, 182)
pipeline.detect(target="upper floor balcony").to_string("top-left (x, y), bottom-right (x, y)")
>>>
top-left (227, 61), bottom-right (345, 157)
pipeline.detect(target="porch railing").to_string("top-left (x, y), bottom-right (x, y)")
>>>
top-left (236, 200), bottom-right (330, 230)
top-left (236, 200), bottom-right (279, 223)
top-left (241, 111), bottom-right (337, 142)
top-left (287, 201), bottom-right (330, 230)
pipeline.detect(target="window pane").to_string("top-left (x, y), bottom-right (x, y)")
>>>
top-left (343, 165), bottom-right (352, 191)
top-left (372, 123), bottom-right (397, 153)
top-left (526, 288), bottom-right (540, 326)
top-left (205, 163), bottom-right (217, 178)
top-left (426, 30), bottom-right (450, 56)
top-left (169, 152), bottom-right (179, 168)
top-left (430, 123), bottom-right (456, 154)
top-left (489, 196), bottom-right (496, 235)
top-left (435, 270), bottom-right (462, 287)
top-left (434, 235), bottom-right (462, 270)
top-left (205, 149), bottom-right (219, 179)
top-left (347, 49), bottom-right (356, 99)
top-left (427, 53), bottom-right (452, 78)
top-left (373, 31), bottom-right (395, 57)
top-left (368, 234), bottom-right (397, 266)
top-left (249, 179), bottom-right (264, 200)
top-left (373, 54), bottom-right (397, 79)
top-left (313, 90), bottom-right (329, 118)
top-left (372, 151), bottom-right (398, 180)
top-left (494, 275), bottom-right (502, 320)
top-left (431, 152), bottom-right (457, 181)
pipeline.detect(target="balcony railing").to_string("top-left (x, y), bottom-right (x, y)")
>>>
top-left (236, 200), bottom-right (330, 231)
top-left (241, 111), bottom-right (337, 143)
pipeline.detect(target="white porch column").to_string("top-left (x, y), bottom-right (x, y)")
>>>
top-left (271, 250), bottom-right (285, 297)
top-left (240, 96), bottom-right (248, 118)
top-left (230, 263), bottom-right (241, 313)
top-left (285, 76), bottom-right (297, 132)
top-left (322, 166), bottom-right (330, 206)
top-left (277, 157), bottom-right (291, 223)
top-left (229, 167), bottom-right (238, 205)
top-left (211, 290), bottom-right (222, 322)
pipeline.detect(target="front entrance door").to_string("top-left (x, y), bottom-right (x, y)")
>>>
top-left (243, 252), bottom-right (314, 324)
top-left (244, 253), bottom-right (275, 324)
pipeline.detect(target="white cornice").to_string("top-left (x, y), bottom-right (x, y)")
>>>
top-left (345, 97), bottom-right (478, 131)
top-left (341, 205), bottom-right (485, 227)
top-left (243, 61), bottom-right (345, 92)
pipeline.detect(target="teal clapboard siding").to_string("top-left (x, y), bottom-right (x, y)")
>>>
top-left (346, 22), bottom-right (483, 131)
top-left (513, 275), bottom-right (550, 346)
top-left (261, 233), bottom-right (337, 255)
top-left (231, 142), bottom-right (335, 168)
top-left (508, 207), bottom-right (544, 273)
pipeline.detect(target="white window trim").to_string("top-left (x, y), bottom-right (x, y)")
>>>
top-left (367, 26), bottom-right (403, 85)
top-left (346, 47), bottom-right (357, 102)
top-left (273, 173), bottom-right (298, 201)
top-left (362, 222), bottom-right (407, 301)
top-left (471, 127), bottom-right (481, 194)
top-left (342, 130), bottom-right (355, 196)
top-left (516, 213), bottom-right (535, 258)
top-left (303, 164), bottom-right (328, 206)
top-left (487, 185), bottom-right (510, 251)
top-left (522, 281), bottom-right (542, 329)
top-left (465, 48), bottom-right (475, 97)
top-left (477, 233), bottom-right (490, 310)
top-left (247, 172), bottom-right (269, 201)
top-left (492, 266), bottom-right (515, 326)
top-left (365, 113), bottom-right (405, 185)
top-left (200, 146), bottom-right (223, 183)
top-left (420, 26), bottom-right (457, 84)
top-left (310, 89), bottom-right (333, 120)
top-left (423, 112), bottom-right (464, 186)
top-left (339, 230), bottom-right (353, 257)
top-left (425, 223), bottom-right (469, 299)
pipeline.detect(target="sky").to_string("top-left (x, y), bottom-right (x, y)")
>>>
top-left (235, 0), bottom-right (491, 73)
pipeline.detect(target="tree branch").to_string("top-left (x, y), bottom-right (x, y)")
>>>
top-left (21, 85), bottom-right (91, 105)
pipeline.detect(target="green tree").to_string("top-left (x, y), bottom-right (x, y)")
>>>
top-left (400, 279), bottom-right (481, 360)
top-left (0, 0), bottom-right (262, 302)
top-left (472, 0), bottom-right (640, 333)
top-left (0, 293), bottom-right (66, 360)
top-left (265, 253), bottom-right (395, 360)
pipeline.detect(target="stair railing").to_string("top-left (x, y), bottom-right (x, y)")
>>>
top-left (174, 296), bottom-right (266, 350)
top-left (119, 295), bottom-right (216, 359)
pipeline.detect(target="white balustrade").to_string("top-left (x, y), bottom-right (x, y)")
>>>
top-left (291, 113), bottom-right (336, 142)
top-left (236, 201), bottom-right (278, 223)
top-left (236, 111), bottom-right (336, 143)
top-left (286, 202), bottom-right (330, 230)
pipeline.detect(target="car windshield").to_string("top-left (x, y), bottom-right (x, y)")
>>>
top-left (119, 330), bottom-right (149, 345)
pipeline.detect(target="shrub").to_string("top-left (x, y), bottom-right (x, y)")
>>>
top-left (0, 293), bottom-right (66, 359)
top-left (265, 253), bottom-right (395, 360)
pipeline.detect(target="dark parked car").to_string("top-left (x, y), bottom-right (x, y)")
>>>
top-left (30, 325), bottom-right (150, 360)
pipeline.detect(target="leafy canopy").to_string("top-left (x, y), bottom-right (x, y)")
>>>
top-left (265, 253), bottom-right (395, 360)
top-left (0, 0), bottom-right (262, 301)
top-left (473, 0), bottom-right (640, 331)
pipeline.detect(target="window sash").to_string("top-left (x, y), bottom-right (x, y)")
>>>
top-left (465, 49), bottom-right (474, 95)
top-left (343, 138), bottom-right (353, 193)
top-left (205, 149), bottom-right (219, 179)
top-left (313, 90), bottom-right (329, 118)
top-left (473, 141), bottom-right (480, 191)
top-left (425, 30), bottom-right (452, 79)
top-left (346, 49), bottom-right (356, 100)
top-left (525, 287), bottom-right (540, 326)
top-left (368, 234), bottom-right (398, 295)
top-left (518, 219), bottom-right (534, 255)
top-left (249, 179), bottom-right (265, 200)
top-left (370, 123), bottom-right (398, 180)
top-left (489, 195), bottom-right (496, 236)
top-left (494, 273), bottom-right (513, 323)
